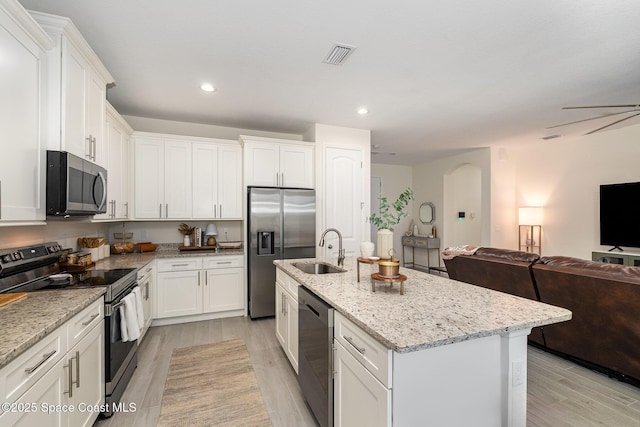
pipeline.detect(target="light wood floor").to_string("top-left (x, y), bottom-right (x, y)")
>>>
top-left (94, 317), bottom-right (640, 427)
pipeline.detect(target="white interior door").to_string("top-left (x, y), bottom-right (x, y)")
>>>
top-left (323, 146), bottom-right (363, 258)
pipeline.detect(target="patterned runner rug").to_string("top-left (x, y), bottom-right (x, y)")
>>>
top-left (157, 339), bottom-right (272, 427)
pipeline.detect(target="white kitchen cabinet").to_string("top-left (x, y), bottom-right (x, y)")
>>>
top-left (95, 102), bottom-right (132, 220)
top-left (334, 340), bottom-right (391, 427)
top-left (0, 0), bottom-right (53, 224)
top-left (275, 269), bottom-right (300, 373)
top-left (133, 135), bottom-right (192, 219)
top-left (155, 256), bottom-right (245, 324)
top-left (241, 136), bottom-right (314, 188)
top-left (29, 12), bottom-right (114, 167)
top-left (0, 297), bottom-right (104, 427)
top-left (137, 261), bottom-right (155, 340)
top-left (192, 141), bottom-right (242, 219)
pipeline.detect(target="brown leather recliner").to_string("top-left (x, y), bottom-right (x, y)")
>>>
top-left (533, 256), bottom-right (640, 383)
top-left (444, 247), bottom-right (545, 345)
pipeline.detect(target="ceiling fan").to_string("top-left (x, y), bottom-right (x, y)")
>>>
top-left (548, 104), bottom-right (640, 135)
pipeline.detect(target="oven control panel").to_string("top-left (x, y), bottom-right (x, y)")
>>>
top-left (0, 242), bottom-right (63, 273)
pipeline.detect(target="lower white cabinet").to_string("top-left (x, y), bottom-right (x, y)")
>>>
top-left (155, 256), bottom-right (244, 322)
top-left (137, 261), bottom-right (155, 340)
top-left (333, 340), bottom-right (391, 427)
top-left (275, 270), bottom-right (299, 373)
top-left (0, 298), bottom-right (104, 427)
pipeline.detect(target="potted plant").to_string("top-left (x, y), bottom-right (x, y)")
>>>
top-left (178, 223), bottom-right (194, 246)
top-left (368, 188), bottom-right (414, 258)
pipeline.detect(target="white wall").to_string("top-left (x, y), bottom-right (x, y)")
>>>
top-left (505, 123), bottom-right (640, 259)
top-left (371, 163), bottom-right (413, 261)
top-left (412, 148), bottom-right (492, 252)
top-left (444, 164), bottom-right (482, 246)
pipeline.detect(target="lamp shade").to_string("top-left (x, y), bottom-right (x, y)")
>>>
top-left (518, 207), bottom-right (543, 225)
top-left (205, 223), bottom-right (218, 236)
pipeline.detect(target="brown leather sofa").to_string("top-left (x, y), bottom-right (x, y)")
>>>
top-left (533, 256), bottom-right (640, 385)
top-left (443, 247), bottom-right (545, 345)
top-left (444, 248), bottom-right (640, 386)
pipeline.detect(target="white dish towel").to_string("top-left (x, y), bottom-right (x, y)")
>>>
top-left (131, 286), bottom-right (145, 332)
top-left (119, 293), bottom-right (141, 342)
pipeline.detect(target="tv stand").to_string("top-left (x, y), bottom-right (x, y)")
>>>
top-left (593, 250), bottom-right (640, 266)
top-left (608, 246), bottom-right (624, 252)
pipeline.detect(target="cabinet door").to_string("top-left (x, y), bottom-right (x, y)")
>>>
top-left (0, 11), bottom-right (46, 221)
top-left (86, 71), bottom-right (106, 166)
top-left (61, 38), bottom-right (89, 160)
top-left (280, 144), bottom-right (314, 188)
top-left (164, 140), bottom-right (192, 219)
top-left (156, 271), bottom-right (202, 318)
top-left (96, 113), bottom-right (123, 219)
top-left (244, 142), bottom-right (279, 186)
top-left (275, 282), bottom-right (287, 349)
top-left (192, 143), bottom-right (218, 218)
top-left (203, 268), bottom-right (244, 313)
top-left (217, 145), bottom-right (243, 218)
top-left (0, 358), bottom-right (66, 427)
top-left (286, 293), bottom-right (299, 373)
top-left (134, 137), bottom-right (164, 218)
top-left (67, 323), bottom-right (104, 427)
top-left (334, 341), bottom-right (391, 427)
top-left (121, 133), bottom-right (131, 219)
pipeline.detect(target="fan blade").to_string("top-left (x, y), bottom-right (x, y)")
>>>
top-left (585, 112), bottom-right (640, 135)
top-left (563, 104), bottom-right (640, 109)
top-left (547, 109), bottom-right (640, 129)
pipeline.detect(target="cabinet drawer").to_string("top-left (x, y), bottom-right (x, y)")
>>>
top-left (157, 257), bottom-right (202, 272)
top-left (202, 255), bottom-right (244, 269)
top-left (67, 298), bottom-right (104, 346)
top-left (0, 326), bottom-right (66, 404)
top-left (334, 311), bottom-right (392, 388)
top-left (276, 269), bottom-right (300, 300)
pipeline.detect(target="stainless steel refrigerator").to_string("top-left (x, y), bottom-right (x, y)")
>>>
top-left (247, 187), bottom-right (316, 318)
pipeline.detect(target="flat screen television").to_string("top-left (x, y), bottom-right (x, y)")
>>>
top-left (600, 181), bottom-right (640, 250)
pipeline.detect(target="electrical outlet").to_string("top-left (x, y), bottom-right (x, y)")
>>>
top-left (512, 360), bottom-right (525, 387)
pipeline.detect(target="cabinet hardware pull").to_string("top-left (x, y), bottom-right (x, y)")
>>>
top-left (281, 173), bottom-right (284, 186)
top-left (124, 202), bottom-right (129, 218)
top-left (24, 350), bottom-right (57, 374)
top-left (284, 294), bottom-right (288, 315)
top-left (144, 282), bottom-right (149, 299)
top-left (171, 263), bottom-right (189, 267)
top-left (343, 336), bottom-right (366, 354)
top-left (159, 204), bottom-right (162, 218)
top-left (64, 357), bottom-right (73, 397)
top-left (216, 261), bottom-right (233, 265)
top-left (75, 350), bottom-right (80, 388)
top-left (86, 136), bottom-right (92, 159)
top-left (165, 204), bottom-right (168, 218)
top-left (220, 204), bottom-right (222, 217)
top-left (214, 205), bottom-right (217, 218)
top-left (198, 272), bottom-right (201, 287)
top-left (82, 313), bottom-right (100, 326)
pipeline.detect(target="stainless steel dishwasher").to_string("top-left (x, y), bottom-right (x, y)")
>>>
top-left (298, 286), bottom-right (334, 427)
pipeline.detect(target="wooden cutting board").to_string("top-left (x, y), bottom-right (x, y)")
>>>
top-left (0, 292), bottom-right (27, 308)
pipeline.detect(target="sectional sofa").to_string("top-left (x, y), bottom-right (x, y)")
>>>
top-left (444, 247), bottom-right (640, 387)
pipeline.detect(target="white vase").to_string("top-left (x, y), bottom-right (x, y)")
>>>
top-left (183, 235), bottom-right (191, 246)
top-left (360, 241), bottom-right (375, 258)
top-left (377, 229), bottom-right (394, 259)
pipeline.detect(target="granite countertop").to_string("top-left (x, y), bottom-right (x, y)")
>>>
top-left (0, 288), bottom-right (106, 369)
top-left (275, 257), bottom-right (572, 354)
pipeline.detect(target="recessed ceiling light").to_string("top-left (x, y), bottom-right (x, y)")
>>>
top-left (357, 108), bottom-right (369, 115)
top-left (200, 83), bottom-right (216, 92)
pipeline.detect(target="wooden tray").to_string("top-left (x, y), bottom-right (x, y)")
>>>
top-left (0, 292), bottom-right (27, 308)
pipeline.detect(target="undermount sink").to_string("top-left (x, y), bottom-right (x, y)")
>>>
top-left (293, 262), bottom-right (346, 275)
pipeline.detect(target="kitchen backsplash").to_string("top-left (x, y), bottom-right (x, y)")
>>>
top-left (0, 221), bottom-right (110, 251)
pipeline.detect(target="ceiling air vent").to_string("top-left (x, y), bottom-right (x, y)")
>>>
top-left (322, 43), bottom-right (356, 65)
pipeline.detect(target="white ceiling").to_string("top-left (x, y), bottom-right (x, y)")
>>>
top-left (18, 0), bottom-right (640, 165)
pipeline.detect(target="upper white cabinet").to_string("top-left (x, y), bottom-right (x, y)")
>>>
top-left (95, 102), bottom-right (132, 220)
top-left (134, 132), bottom-right (242, 220)
top-left (0, 0), bottom-right (53, 224)
top-left (133, 135), bottom-right (192, 219)
top-left (192, 141), bottom-right (242, 219)
top-left (240, 135), bottom-right (314, 188)
top-left (29, 11), bottom-right (114, 167)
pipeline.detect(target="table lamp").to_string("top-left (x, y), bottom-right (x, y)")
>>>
top-left (205, 224), bottom-right (218, 246)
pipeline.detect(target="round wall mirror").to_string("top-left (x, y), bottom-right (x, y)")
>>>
top-left (419, 202), bottom-right (435, 224)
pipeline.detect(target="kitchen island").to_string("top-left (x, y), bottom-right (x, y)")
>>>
top-left (275, 257), bottom-right (571, 427)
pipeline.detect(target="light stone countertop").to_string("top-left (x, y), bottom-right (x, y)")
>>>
top-left (275, 257), bottom-right (572, 353)
top-left (0, 288), bottom-right (106, 369)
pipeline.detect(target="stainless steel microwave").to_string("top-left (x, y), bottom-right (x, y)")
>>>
top-left (46, 151), bottom-right (107, 216)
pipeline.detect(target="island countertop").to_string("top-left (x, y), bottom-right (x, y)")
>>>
top-left (275, 257), bottom-right (572, 353)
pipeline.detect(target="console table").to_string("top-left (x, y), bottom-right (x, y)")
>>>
top-left (402, 236), bottom-right (441, 271)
